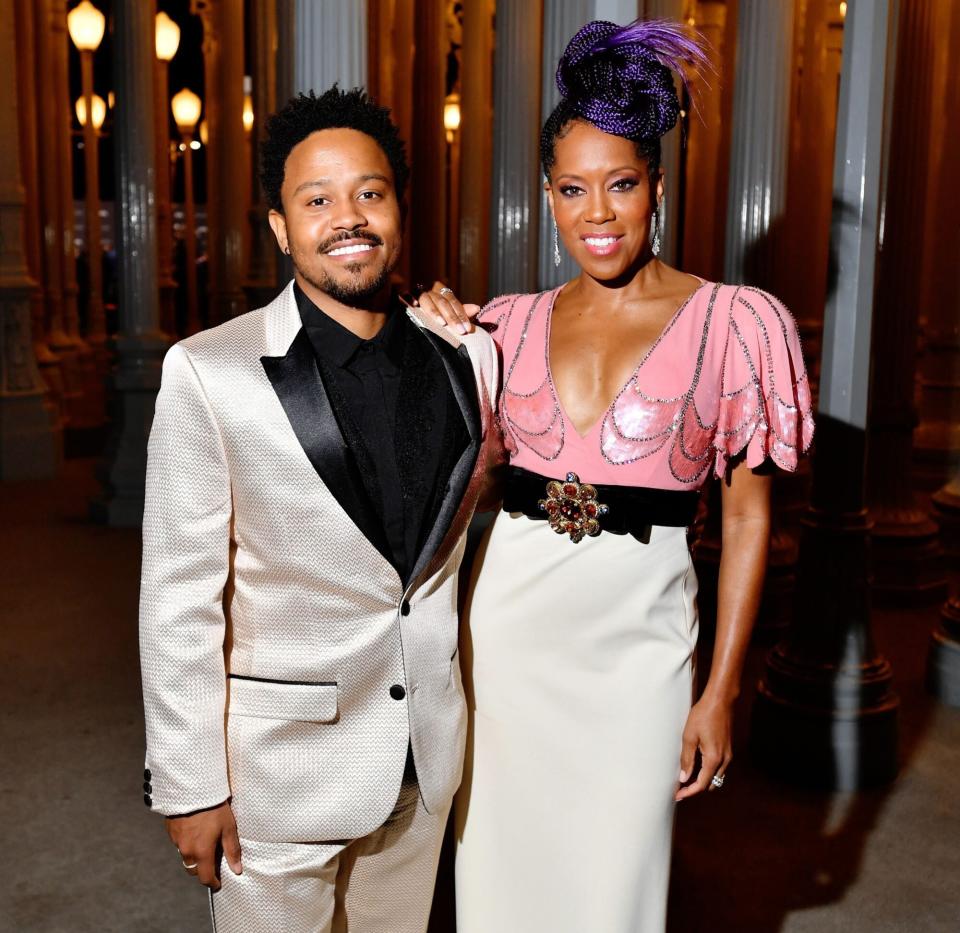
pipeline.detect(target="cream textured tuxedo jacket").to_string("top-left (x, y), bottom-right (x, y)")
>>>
top-left (140, 281), bottom-right (497, 843)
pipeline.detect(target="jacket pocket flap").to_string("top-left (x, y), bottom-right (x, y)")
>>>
top-left (228, 676), bottom-right (338, 723)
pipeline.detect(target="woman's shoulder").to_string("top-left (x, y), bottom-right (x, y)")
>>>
top-left (476, 289), bottom-right (557, 335)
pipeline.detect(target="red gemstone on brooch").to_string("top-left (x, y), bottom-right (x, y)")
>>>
top-left (537, 472), bottom-right (609, 543)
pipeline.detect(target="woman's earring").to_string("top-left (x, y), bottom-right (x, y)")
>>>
top-left (553, 220), bottom-right (561, 267)
top-left (652, 195), bottom-right (664, 256)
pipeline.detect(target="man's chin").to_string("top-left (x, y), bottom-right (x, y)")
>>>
top-left (300, 265), bottom-right (392, 307)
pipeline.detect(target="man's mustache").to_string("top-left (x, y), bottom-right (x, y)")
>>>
top-left (316, 231), bottom-right (384, 254)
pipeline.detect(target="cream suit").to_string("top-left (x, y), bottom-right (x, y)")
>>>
top-left (139, 281), bottom-right (498, 931)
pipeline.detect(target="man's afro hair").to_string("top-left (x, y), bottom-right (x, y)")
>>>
top-left (260, 86), bottom-right (410, 212)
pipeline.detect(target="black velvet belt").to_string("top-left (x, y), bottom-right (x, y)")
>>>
top-left (501, 466), bottom-right (700, 543)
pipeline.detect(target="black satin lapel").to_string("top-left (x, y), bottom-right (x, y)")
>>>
top-left (261, 329), bottom-right (394, 567)
top-left (408, 333), bottom-right (482, 586)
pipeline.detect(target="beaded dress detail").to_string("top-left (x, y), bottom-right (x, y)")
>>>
top-left (478, 281), bottom-right (814, 488)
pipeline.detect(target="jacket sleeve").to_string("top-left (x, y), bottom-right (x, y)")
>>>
top-left (139, 343), bottom-right (232, 816)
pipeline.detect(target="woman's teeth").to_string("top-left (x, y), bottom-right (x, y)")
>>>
top-left (327, 243), bottom-right (375, 256)
top-left (584, 236), bottom-right (618, 247)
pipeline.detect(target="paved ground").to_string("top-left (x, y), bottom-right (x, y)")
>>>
top-left (1, 458), bottom-right (957, 932)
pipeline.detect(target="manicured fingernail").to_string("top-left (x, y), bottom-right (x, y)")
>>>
top-left (458, 322), bottom-right (468, 335)
top-left (679, 769), bottom-right (689, 782)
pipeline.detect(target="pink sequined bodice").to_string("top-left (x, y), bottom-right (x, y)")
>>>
top-left (477, 282), bottom-right (814, 490)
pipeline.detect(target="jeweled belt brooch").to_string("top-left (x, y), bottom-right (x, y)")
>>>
top-left (538, 472), bottom-right (609, 543)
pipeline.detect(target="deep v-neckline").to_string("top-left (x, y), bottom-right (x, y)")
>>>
top-left (545, 279), bottom-right (707, 440)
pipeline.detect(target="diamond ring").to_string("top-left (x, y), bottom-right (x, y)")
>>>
top-left (710, 773), bottom-right (725, 789)
top-left (439, 286), bottom-right (454, 297)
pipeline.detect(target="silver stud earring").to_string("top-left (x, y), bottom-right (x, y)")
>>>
top-left (553, 220), bottom-right (561, 267)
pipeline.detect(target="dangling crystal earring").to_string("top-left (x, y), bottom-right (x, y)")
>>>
top-left (553, 220), bottom-right (562, 267)
top-left (651, 198), bottom-right (663, 257)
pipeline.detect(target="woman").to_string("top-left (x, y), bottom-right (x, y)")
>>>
top-left (421, 20), bottom-right (814, 932)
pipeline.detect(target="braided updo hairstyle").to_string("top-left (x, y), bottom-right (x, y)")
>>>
top-left (540, 19), bottom-right (708, 180)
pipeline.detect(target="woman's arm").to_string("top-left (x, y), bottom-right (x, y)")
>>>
top-left (675, 461), bottom-right (772, 800)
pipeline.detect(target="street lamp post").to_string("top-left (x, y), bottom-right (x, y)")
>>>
top-left (155, 11), bottom-right (180, 337)
top-left (171, 87), bottom-right (202, 335)
top-left (67, 0), bottom-right (106, 358)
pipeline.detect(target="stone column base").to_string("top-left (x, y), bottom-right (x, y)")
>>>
top-left (927, 597), bottom-right (960, 707)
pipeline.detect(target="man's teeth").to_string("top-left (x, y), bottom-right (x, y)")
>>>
top-left (327, 243), bottom-right (375, 256)
top-left (585, 236), bottom-right (618, 246)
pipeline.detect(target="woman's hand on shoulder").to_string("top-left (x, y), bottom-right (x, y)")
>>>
top-left (416, 281), bottom-right (480, 335)
top-left (675, 694), bottom-right (734, 801)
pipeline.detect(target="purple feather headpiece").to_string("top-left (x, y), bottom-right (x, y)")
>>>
top-left (556, 19), bottom-right (709, 139)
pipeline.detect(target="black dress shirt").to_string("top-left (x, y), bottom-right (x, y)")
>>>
top-left (295, 283), bottom-right (468, 582)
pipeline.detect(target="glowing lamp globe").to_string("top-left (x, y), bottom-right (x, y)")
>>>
top-left (76, 93), bottom-right (107, 131)
top-left (67, 1), bottom-right (106, 52)
top-left (443, 94), bottom-right (461, 133)
top-left (155, 12), bottom-right (181, 62)
top-left (171, 87), bottom-right (202, 134)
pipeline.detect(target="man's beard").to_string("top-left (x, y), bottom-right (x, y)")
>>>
top-left (292, 232), bottom-right (398, 307)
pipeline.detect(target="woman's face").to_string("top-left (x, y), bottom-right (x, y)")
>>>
top-left (546, 120), bottom-right (663, 282)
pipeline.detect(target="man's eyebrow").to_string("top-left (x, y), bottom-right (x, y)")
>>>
top-left (293, 173), bottom-right (391, 195)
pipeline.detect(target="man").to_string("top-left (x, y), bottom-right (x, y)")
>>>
top-left (139, 87), bottom-right (497, 932)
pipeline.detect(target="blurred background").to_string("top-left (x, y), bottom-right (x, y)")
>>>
top-left (0, 1), bottom-right (958, 930)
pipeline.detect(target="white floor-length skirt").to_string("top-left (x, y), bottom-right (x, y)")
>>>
top-left (454, 510), bottom-right (699, 933)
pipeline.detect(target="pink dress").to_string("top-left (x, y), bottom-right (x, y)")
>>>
top-left (454, 282), bottom-right (813, 933)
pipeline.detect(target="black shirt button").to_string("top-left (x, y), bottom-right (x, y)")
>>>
top-left (143, 782), bottom-right (152, 793)
top-left (143, 794), bottom-right (152, 808)
top-left (143, 768), bottom-right (152, 781)
top-left (400, 600), bottom-right (411, 616)
top-left (390, 684), bottom-right (406, 700)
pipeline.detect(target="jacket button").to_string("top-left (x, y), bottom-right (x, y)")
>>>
top-left (143, 794), bottom-right (152, 808)
top-left (400, 600), bottom-right (411, 616)
top-left (390, 684), bottom-right (406, 700)
top-left (143, 768), bottom-right (152, 781)
top-left (143, 782), bottom-right (152, 793)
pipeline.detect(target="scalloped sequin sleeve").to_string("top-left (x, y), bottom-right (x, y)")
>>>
top-left (714, 287), bottom-right (815, 477)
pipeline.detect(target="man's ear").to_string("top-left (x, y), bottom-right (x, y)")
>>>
top-left (268, 209), bottom-right (289, 254)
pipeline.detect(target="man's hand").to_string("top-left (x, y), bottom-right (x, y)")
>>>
top-left (166, 800), bottom-right (242, 890)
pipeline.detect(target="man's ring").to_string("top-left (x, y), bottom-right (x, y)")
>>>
top-left (710, 774), bottom-right (725, 789)
top-left (439, 286), bottom-right (454, 297)
top-left (181, 858), bottom-right (199, 870)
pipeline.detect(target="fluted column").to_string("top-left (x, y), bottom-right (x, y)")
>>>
top-left (294, 0), bottom-right (367, 94)
top-left (409, 0), bottom-right (448, 291)
top-left (14, 0), bottom-right (63, 411)
top-left (490, 0), bottom-right (544, 296)
top-left (643, 0), bottom-right (684, 267)
top-left (92, 0), bottom-right (168, 526)
top-left (751, 0), bottom-right (898, 790)
top-left (458, 0), bottom-right (496, 304)
top-left (681, 0), bottom-right (727, 282)
top-left (724, 0), bottom-right (794, 285)
top-left (865, 0), bottom-right (945, 606)
top-left (194, 0), bottom-right (248, 326)
top-left (913, 0), bottom-right (960, 492)
top-left (0, 0), bottom-right (61, 480)
top-left (244, 0), bottom-right (278, 308)
top-left (537, 0), bottom-right (591, 290)
top-left (710, 0), bottom-right (800, 632)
